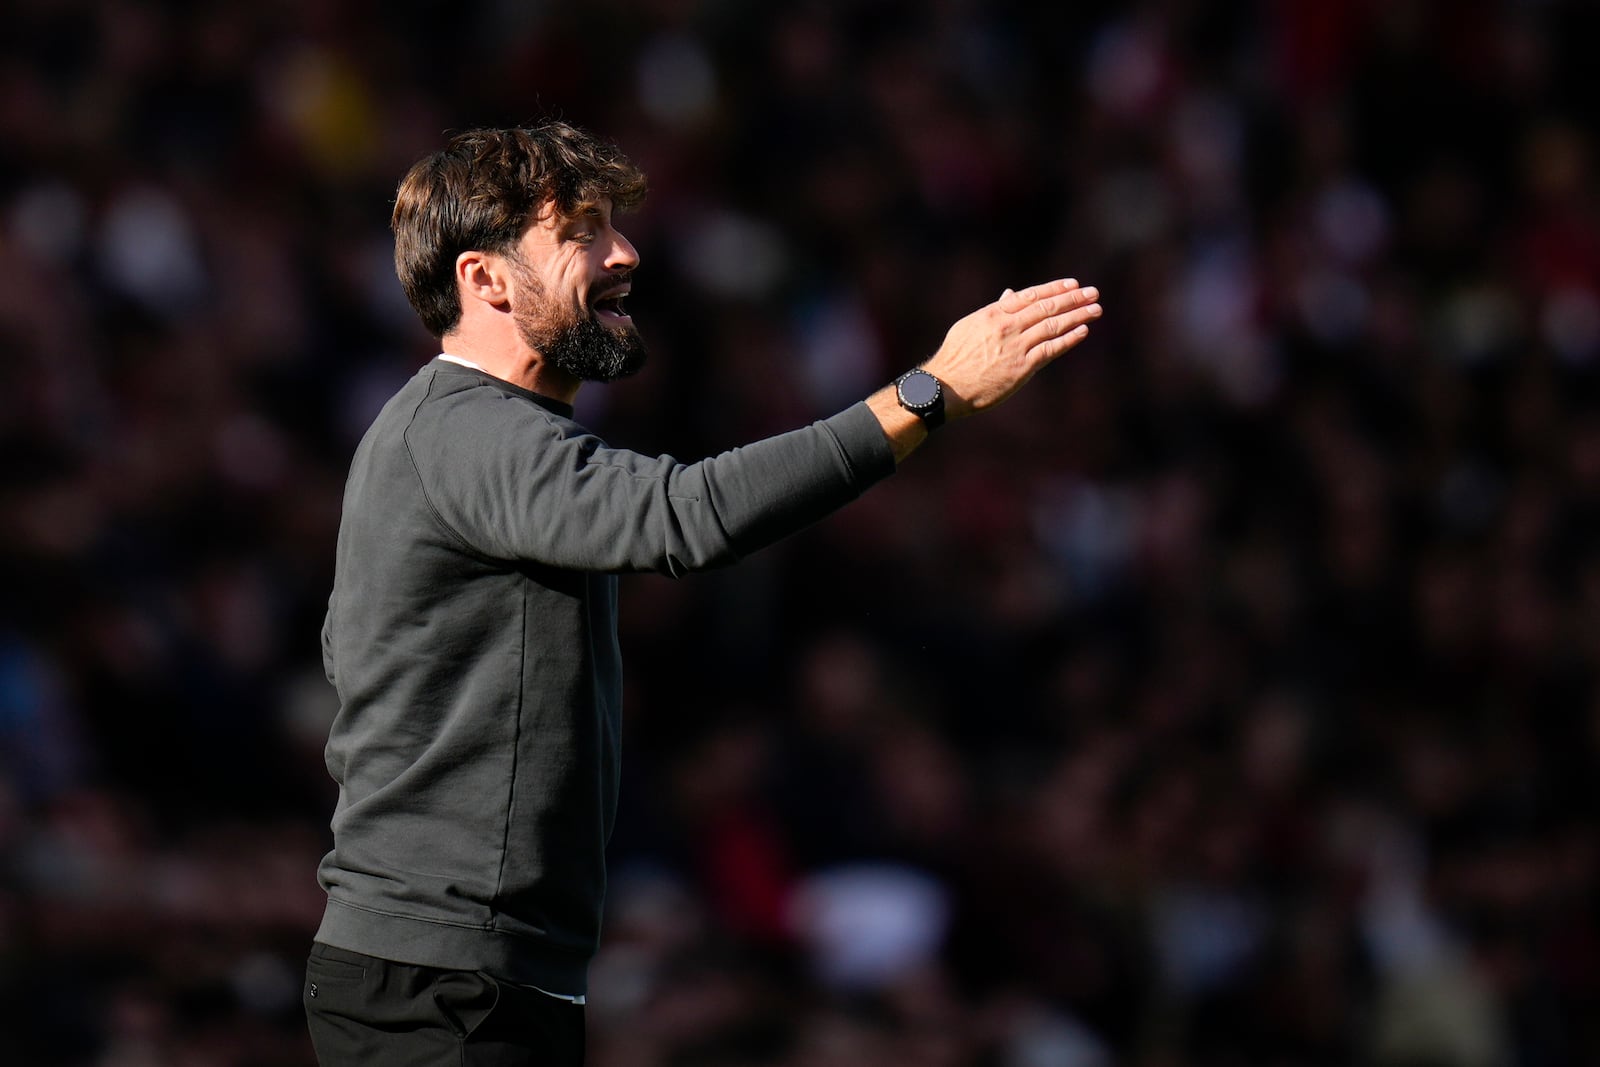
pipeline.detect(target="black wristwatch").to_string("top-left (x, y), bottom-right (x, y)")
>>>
top-left (895, 368), bottom-right (946, 429)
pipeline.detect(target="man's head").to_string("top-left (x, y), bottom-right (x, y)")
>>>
top-left (392, 123), bottom-right (648, 380)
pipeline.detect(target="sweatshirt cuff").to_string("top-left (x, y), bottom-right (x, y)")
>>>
top-left (823, 401), bottom-right (899, 486)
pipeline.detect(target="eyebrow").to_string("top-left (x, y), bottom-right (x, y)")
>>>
top-left (545, 199), bottom-right (614, 239)
top-left (571, 198), bottom-right (616, 220)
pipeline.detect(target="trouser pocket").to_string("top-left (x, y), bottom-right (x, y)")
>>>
top-left (431, 968), bottom-right (501, 1039)
top-left (302, 944), bottom-right (583, 1066)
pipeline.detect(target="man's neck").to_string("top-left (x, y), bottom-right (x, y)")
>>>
top-left (438, 334), bottom-right (580, 405)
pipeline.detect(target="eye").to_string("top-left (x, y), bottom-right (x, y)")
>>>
top-left (571, 229), bottom-right (596, 245)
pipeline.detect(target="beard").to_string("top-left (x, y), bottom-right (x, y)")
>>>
top-left (512, 263), bottom-right (646, 384)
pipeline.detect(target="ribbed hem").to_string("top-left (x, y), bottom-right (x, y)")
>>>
top-left (314, 899), bottom-right (591, 997)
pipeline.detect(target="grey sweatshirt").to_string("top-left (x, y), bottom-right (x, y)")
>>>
top-left (316, 358), bottom-right (895, 994)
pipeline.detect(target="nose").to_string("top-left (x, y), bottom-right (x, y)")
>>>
top-left (607, 227), bottom-right (640, 271)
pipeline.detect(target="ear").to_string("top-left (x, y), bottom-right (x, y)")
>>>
top-left (455, 250), bottom-right (512, 310)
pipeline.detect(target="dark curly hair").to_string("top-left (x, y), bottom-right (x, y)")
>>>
top-left (392, 122), bottom-right (647, 338)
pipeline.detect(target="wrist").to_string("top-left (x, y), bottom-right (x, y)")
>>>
top-left (866, 386), bottom-right (929, 465)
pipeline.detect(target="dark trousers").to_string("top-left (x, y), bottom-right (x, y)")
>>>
top-left (303, 943), bottom-right (586, 1067)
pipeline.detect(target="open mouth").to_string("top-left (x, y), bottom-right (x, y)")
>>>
top-left (592, 291), bottom-right (632, 325)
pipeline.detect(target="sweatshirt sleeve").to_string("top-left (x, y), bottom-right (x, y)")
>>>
top-left (405, 381), bottom-right (896, 576)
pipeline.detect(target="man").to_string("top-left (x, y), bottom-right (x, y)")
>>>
top-left (306, 121), bottom-right (1102, 1066)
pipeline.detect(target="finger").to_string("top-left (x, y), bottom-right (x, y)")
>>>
top-left (1028, 323), bottom-right (1094, 366)
top-left (1006, 284), bottom-right (1099, 331)
top-left (1020, 297), bottom-right (1103, 350)
top-left (999, 277), bottom-right (1079, 313)
top-left (1023, 301), bottom-right (1102, 364)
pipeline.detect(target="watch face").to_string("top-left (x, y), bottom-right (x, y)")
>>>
top-left (900, 370), bottom-right (940, 409)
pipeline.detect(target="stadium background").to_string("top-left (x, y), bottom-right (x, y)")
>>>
top-left (2, 0), bottom-right (1598, 1064)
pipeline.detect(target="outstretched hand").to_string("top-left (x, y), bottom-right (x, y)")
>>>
top-left (924, 278), bottom-right (1102, 420)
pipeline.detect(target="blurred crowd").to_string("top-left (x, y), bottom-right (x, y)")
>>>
top-left (3, 0), bottom-right (1599, 1064)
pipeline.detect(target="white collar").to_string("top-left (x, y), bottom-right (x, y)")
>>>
top-left (436, 353), bottom-right (485, 372)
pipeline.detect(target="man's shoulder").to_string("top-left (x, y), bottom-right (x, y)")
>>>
top-left (412, 363), bottom-right (575, 427)
top-left (395, 364), bottom-right (596, 470)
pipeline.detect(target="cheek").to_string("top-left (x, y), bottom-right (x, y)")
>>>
top-left (556, 260), bottom-right (592, 304)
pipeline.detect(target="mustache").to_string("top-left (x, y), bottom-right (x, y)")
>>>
top-left (588, 273), bottom-right (633, 304)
